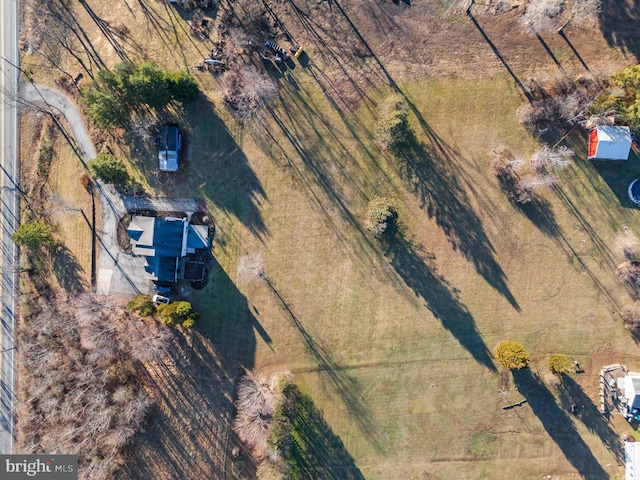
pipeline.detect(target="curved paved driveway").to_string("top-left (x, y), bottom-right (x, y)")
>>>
top-left (21, 84), bottom-right (199, 295)
top-left (22, 83), bottom-right (148, 295)
top-left (21, 84), bottom-right (97, 161)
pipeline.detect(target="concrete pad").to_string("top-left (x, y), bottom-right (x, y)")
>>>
top-left (96, 268), bottom-right (113, 295)
top-left (108, 253), bottom-right (149, 295)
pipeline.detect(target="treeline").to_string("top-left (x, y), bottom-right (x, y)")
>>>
top-left (17, 293), bottom-right (177, 480)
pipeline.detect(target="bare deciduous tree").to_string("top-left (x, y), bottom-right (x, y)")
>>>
top-left (621, 303), bottom-right (640, 340)
top-left (17, 293), bottom-right (176, 480)
top-left (617, 260), bottom-right (640, 291)
top-left (233, 372), bottom-right (278, 455)
top-left (520, 0), bottom-right (601, 34)
top-left (517, 74), bottom-right (608, 128)
top-left (222, 65), bottom-right (279, 121)
top-left (491, 147), bottom-right (536, 204)
top-left (530, 144), bottom-right (575, 173)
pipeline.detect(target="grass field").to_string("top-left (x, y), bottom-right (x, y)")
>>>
top-left (16, 0), bottom-right (640, 478)
top-left (185, 73), bottom-right (640, 479)
top-left (18, 111), bottom-right (94, 292)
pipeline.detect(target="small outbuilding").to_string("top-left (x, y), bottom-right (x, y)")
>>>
top-left (625, 376), bottom-right (640, 409)
top-left (626, 441), bottom-right (640, 480)
top-left (588, 125), bottom-right (632, 160)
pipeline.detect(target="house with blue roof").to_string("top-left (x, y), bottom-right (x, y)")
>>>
top-left (128, 216), bottom-right (210, 284)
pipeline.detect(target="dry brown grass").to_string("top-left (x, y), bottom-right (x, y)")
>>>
top-left (614, 230), bottom-right (640, 262)
top-left (18, 111), bottom-right (94, 292)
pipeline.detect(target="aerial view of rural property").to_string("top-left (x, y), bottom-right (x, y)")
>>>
top-left (5, 0), bottom-right (640, 479)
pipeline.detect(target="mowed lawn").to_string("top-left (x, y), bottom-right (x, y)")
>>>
top-left (180, 73), bottom-right (640, 479)
top-left (20, 0), bottom-right (640, 477)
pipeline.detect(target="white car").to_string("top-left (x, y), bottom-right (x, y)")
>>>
top-left (152, 294), bottom-right (171, 305)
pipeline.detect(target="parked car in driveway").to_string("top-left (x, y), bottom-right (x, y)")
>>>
top-left (152, 294), bottom-right (171, 305)
top-left (158, 125), bottom-right (182, 172)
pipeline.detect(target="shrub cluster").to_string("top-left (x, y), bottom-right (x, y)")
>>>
top-left (365, 197), bottom-right (399, 240)
top-left (589, 65), bottom-right (640, 129)
top-left (375, 94), bottom-right (413, 151)
top-left (157, 300), bottom-right (198, 328)
top-left (495, 341), bottom-right (531, 370)
top-left (547, 354), bottom-right (574, 375)
top-left (12, 221), bottom-right (54, 251)
top-left (88, 154), bottom-right (129, 186)
top-left (126, 294), bottom-right (156, 317)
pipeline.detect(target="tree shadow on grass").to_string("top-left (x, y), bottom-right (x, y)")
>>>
top-left (518, 198), bottom-right (561, 237)
top-left (78, 0), bottom-right (131, 62)
top-left (513, 369), bottom-right (609, 479)
top-left (258, 101), bottom-right (412, 301)
top-left (119, 331), bottom-right (238, 480)
top-left (188, 98), bottom-right (268, 241)
top-left (498, 181), bottom-right (561, 238)
top-left (280, 383), bottom-right (364, 480)
top-left (128, 97), bottom-right (269, 242)
top-left (394, 137), bottom-right (520, 312)
top-left (558, 374), bottom-right (623, 465)
top-left (261, 275), bottom-right (382, 451)
top-left (599, 0), bottom-right (640, 61)
top-left (492, 164), bottom-right (562, 238)
top-left (590, 154), bottom-right (640, 209)
top-left (51, 242), bottom-right (88, 293)
top-left (385, 235), bottom-right (496, 371)
top-left (199, 257), bottom-right (271, 372)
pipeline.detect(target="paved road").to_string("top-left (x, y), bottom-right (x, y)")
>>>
top-left (0, 0), bottom-right (20, 455)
